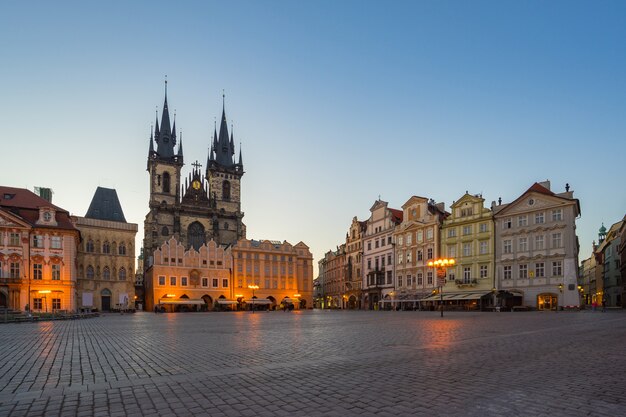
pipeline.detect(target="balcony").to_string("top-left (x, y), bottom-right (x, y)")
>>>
top-left (0, 276), bottom-right (22, 285)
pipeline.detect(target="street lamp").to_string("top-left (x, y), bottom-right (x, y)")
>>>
top-left (427, 258), bottom-right (456, 317)
top-left (248, 284), bottom-right (259, 313)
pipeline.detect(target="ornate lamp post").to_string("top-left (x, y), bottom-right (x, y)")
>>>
top-left (427, 258), bottom-right (456, 317)
top-left (248, 284), bottom-right (259, 313)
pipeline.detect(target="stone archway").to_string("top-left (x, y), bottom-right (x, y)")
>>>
top-left (202, 294), bottom-right (213, 311)
top-left (348, 295), bottom-right (358, 310)
top-left (267, 296), bottom-right (277, 310)
top-left (101, 288), bottom-right (112, 312)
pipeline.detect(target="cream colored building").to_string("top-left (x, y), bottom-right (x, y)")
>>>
top-left (232, 239), bottom-right (314, 310)
top-left (344, 217), bottom-right (366, 309)
top-left (74, 187), bottom-right (137, 312)
top-left (392, 196), bottom-right (447, 309)
top-left (439, 192), bottom-right (495, 309)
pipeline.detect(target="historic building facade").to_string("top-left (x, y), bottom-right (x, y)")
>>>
top-left (0, 187), bottom-right (80, 312)
top-left (231, 239), bottom-right (314, 310)
top-left (393, 196), bottom-right (447, 307)
top-left (362, 200), bottom-right (402, 309)
top-left (143, 85), bottom-right (245, 267)
top-left (595, 221), bottom-right (623, 307)
top-left (440, 192), bottom-right (495, 309)
top-left (319, 245), bottom-right (346, 308)
top-left (494, 181), bottom-right (581, 309)
top-left (344, 217), bottom-right (366, 309)
top-left (73, 187), bottom-right (137, 312)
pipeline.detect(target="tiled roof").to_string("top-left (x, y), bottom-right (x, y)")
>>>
top-left (389, 208), bottom-right (403, 224)
top-left (0, 186), bottom-right (77, 231)
top-left (85, 187), bottom-right (127, 223)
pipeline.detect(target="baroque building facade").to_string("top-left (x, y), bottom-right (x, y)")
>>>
top-left (344, 217), bottom-right (366, 309)
top-left (440, 192), bottom-right (495, 309)
top-left (393, 196), bottom-right (447, 307)
top-left (493, 181), bottom-right (580, 309)
top-left (143, 85), bottom-right (245, 267)
top-left (0, 187), bottom-right (79, 312)
top-left (73, 187), bottom-right (137, 312)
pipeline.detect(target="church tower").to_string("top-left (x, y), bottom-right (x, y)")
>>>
top-left (206, 96), bottom-right (246, 245)
top-left (144, 80), bottom-right (184, 256)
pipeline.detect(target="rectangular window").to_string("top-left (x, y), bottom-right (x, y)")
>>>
top-left (503, 218), bottom-right (512, 229)
top-left (417, 230), bottom-right (423, 241)
top-left (407, 275), bottom-right (412, 287)
top-left (398, 253), bottom-right (403, 264)
top-left (552, 233), bottom-right (562, 248)
top-left (381, 238), bottom-right (385, 246)
top-left (518, 238), bottom-right (528, 252)
top-left (406, 234), bottom-right (412, 245)
top-left (535, 262), bottom-right (545, 277)
top-left (52, 264), bottom-right (61, 280)
top-left (463, 243), bottom-right (471, 256)
top-left (447, 228), bottom-right (456, 238)
top-left (552, 261), bottom-right (562, 276)
top-left (398, 236), bottom-right (404, 246)
top-left (406, 251), bottom-right (412, 264)
top-left (33, 235), bottom-right (44, 248)
top-left (417, 273), bottom-right (423, 286)
top-left (387, 271), bottom-right (392, 284)
top-left (463, 267), bottom-right (471, 283)
top-left (273, 280), bottom-right (278, 289)
top-left (519, 264), bottom-right (528, 279)
top-left (503, 240), bottom-right (512, 254)
top-left (9, 232), bottom-right (20, 246)
top-left (503, 266), bottom-right (512, 279)
top-left (480, 265), bottom-right (488, 278)
top-left (50, 236), bottom-right (62, 249)
top-left (158, 276), bottom-right (165, 286)
top-left (388, 236), bottom-right (392, 245)
top-left (479, 223), bottom-right (488, 233)
top-left (237, 263), bottom-right (243, 273)
top-left (552, 209), bottom-right (563, 222)
top-left (427, 271), bottom-right (433, 285)
top-left (181, 277), bottom-right (188, 286)
top-left (381, 257), bottom-right (385, 267)
top-left (367, 259), bottom-right (372, 270)
top-left (426, 229), bottom-right (433, 240)
top-left (212, 278), bottom-right (219, 287)
top-left (33, 298), bottom-right (42, 310)
top-left (448, 272), bottom-right (455, 282)
top-left (222, 279), bottom-right (229, 288)
top-left (33, 264), bottom-right (43, 280)
top-left (418, 250), bottom-right (423, 261)
top-left (170, 276), bottom-right (176, 286)
top-left (518, 216), bottom-right (527, 227)
top-left (375, 240), bottom-right (379, 248)
top-left (387, 254), bottom-right (392, 265)
top-left (535, 212), bottom-right (545, 224)
top-left (52, 298), bottom-right (61, 310)
top-left (462, 225), bottom-right (472, 236)
top-left (461, 207), bottom-right (473, 217)
top-left (535, 235), bottom-right (544, 250)
top-left (202, 277), bottom-right (209, 287)
top-left (367, 241), bottom-right (371, 250)
top-left (10, 262), bottom-right (20, 278)
top-left (479, 241), bottom-right (488, 255)
top-left (398, 275), bottom-right (403, 287)
top-left (448, 246), bottom-right (456, 258)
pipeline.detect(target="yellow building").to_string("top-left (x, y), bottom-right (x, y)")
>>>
top-left (73, 187), bottom-right (138, 312)
top-left (0, 186), bottom-right (80, 313)
top-left (232, 239), bottom-right (314, 310)
top-left (439, 192), bottom-right (495, 310)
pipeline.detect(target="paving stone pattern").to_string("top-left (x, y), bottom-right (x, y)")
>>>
top-left (0, 310), bottom-right (625, 416)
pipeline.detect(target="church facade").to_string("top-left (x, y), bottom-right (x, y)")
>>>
top-left (143, 84), bottom-right (246, 267)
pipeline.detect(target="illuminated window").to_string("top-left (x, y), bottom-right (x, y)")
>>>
top-left (33, 264), bottom-right (43, 280)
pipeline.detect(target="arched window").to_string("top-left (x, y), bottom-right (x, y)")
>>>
top-left (222, 180), bottom-right (231, 200)
top-left (188, 221), bottom-right (206, 251)
top-left (86, 240), bottom-right (94, 253)
top-left (118, 243), bottom-right (126, 256)
top-left (103, 267), bottom-right (111, 280)
top-left (103, 241), bottom-right (111, 254)
top-left (119, 267), bottom-right (126, 281)
top-left (163, 172), bottom-right (171, 193)
top-left (86, 266), bottom-right (94, 279)
top-left (162, 226), bottom-right (169, 236)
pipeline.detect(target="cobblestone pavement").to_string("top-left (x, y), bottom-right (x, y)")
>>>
top-left (0, 310), bottom-right (625, 417)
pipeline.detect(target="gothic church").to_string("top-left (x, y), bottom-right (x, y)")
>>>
top-left (143, 83), bottom-right (246, 260)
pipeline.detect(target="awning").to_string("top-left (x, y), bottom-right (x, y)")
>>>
top-left (420, 291), bottom-right (492, 301)
top-left (159, 299), bottom-right (205, 305)
top-left (282, 298), bottom-right (298, 303)
top-left (246, 299), bottom-right (272, 305)
top-left (217, 300), bottom-right (238, 305)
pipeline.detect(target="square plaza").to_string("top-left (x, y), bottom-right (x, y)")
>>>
top-left (0, 310), bottom-right (625, 417)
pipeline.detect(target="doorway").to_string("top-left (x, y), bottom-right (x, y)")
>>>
top-left (537, 293), bottom-right (557, 311)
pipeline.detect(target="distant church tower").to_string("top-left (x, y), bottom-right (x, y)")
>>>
top-left (143, 83), bottom-right (245, 265)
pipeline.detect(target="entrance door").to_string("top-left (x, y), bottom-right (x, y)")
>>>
top-left (102, 296), bottom-right (111, 311)
top-left (538, 294), bottom-right (557, 310)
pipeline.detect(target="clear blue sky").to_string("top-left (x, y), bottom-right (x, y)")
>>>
top-left (2, 1), bottom-right (625, 274)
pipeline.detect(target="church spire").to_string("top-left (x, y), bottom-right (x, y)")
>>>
top-left (149, 126), bottom-right (154, 154)
top-left (177, 132), bottom-right (183, 158)
top-left (238, 143), bottom-right (243, 166)
top-left (154, 79), bottom-right (175, 159)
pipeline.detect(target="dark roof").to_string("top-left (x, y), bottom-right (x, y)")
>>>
top-left (389, 208), bottom-right (403, 224)
top-left (0, 186), bottom-right (77, 231)
top-left (85, 187), bottom-right (127, 222)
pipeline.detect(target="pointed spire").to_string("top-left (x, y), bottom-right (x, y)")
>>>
top-left (177, 131), bottom-right (183, 157)
top-left (171, 110), bottom-right (177, 146)
top-left (155, 108), bottom-right (160, 139)
top-left (149, 125), bottom-right (154, 154)
top-left (238, 142), bottom-right (243, 165)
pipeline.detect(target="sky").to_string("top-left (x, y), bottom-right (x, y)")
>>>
top-left (2, 0), bottom-right (625, 275)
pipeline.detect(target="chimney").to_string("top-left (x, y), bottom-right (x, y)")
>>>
top-left (538, 180), bottom-right (551, 191)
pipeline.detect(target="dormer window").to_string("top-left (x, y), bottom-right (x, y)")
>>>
top-left (43, 211), bottom-right (52, 222)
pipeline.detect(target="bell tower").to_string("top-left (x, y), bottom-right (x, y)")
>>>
top-left (144, 80), bottom-right (184, 256)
